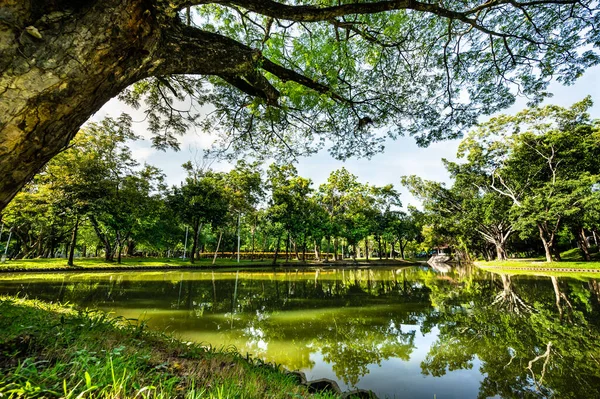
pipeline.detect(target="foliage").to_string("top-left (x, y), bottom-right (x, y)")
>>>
top-left (119, 1), bottom-right (600, 161)
top-left (407, 98), bottom-right (600, 262)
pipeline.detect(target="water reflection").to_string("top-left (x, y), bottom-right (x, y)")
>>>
top-left (1, 266), bottom-right (600, 398)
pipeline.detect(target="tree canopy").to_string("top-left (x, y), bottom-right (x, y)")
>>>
top-left (1, 0), bottom-right (599, 210)
top-left (404, 98), bottom-right (600, 262)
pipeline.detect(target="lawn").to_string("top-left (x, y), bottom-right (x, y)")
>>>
top-left (0, 256), bottom-right (419, 272)
top-left (474, 247), bottom-right (600, 278)
top-left (0, 257), bottom-right (277, 271)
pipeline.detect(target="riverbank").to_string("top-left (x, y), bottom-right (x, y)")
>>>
top-left (0, 296), bottom-right (342, 399)
top-left (474, 259), bottom-right (600, 279)
top-left (0, 257), bottom-right (420, 273)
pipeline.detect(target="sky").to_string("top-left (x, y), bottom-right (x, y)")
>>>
top-left (92, 65), bottom-right (600, 209)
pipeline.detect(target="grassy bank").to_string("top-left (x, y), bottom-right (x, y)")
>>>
top-left (0, 257), bottom-right (277, 272)
top-left (0, 296), bottom-right (336, 399)
top-left (474, 265), bottom-right (600, 280)
top-left (476, 259), bottom-right (600, 270)
top-left (473, 247), bottom-right (600, 278)
top-left (0, 257), bottom-right (418, 273)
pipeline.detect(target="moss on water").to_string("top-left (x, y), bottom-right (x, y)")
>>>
top-left (0, 296), bottom-right (339, 399)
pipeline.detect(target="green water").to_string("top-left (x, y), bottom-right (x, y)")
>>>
top-left (1, 265), bottom-right (600, 398)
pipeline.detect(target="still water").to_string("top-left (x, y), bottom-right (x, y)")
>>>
top-left (1, 265), bottom-right (600, 398)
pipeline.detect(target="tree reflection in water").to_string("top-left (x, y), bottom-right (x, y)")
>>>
top-left (1, 267), bottom-right (600, 397)
top-left (422, 270), bottom-right (600, 398)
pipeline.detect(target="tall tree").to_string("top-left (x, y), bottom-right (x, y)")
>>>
top-left (169, 165), bottom-right (229, 263)
top-left (318, 168), bottom-right (361, 260)
top-left (2, 1), bottom-right (599, 210)
top-left (457, 98), bottom-right (600, 262)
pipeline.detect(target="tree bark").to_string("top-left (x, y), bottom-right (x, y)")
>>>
top-left (399, 239), bottom-right (406, 260)
top-left (190, 219), bottom-right (201, 264)
top-left (495, 243), bottom-right (507, 261)
top-left (333, 237), bottom-right (339, 261)
top-left (116, 231), bottom-right (123, 264)
top-left (67, 216), bottom-right (79, 266)
top-left (574, 226), bottom-right (591, 261)
top-left (552, 235), bottom-right (562, 262)
top-left (250, 217), bottom-right (256, 261)
top-left (90, 216), bottom-right (113, 261)
top-left (212, 230), bottom-right (223, 265)
top-left (285, 231), bottom-right (290, 262)
top-left (272, 234), bottom-right (281, 266)
top-left (538, 223), bottom-right (554, 263)
top-left (126, 239), bottom-right (136, 256)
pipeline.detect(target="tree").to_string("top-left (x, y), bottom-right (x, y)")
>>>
top-left (387, 206), bottom-right (422, 260)
top-left (0, 116), bottom-right (162, 263)
top-left (318, 168), bottom-right (361, 260)
top-left (224, 160), bottom-right (264, 260)
top-left (2, 1), bottom-right (599, 211)
top-left (402, 174), bottom-right (513, 260)
top-left (267, 164), bottom-right (314, 262)
top-left (457, 98), bottom-right (600, 262)
top-left (371, 184), bottom-right (402, 259)
top-left (169, 165), bottom-right (229, 263)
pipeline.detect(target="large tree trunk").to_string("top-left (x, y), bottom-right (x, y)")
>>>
top-left (90, 216), bottom-right (113, 261)
top-left (574, 226), bottom-right (591, 261)
top-left (333, 237), bottom-right (339, 261)
top-left (250, 218), bottom-right (256, 261)
top-left (495, 243), bottom-right (507, 261)
top-left (538, 223), bottom-right (554, 263)
top-left (126, 239), bottom-right (136, 256)
top-left (0, 1), bottom-right (268, 212)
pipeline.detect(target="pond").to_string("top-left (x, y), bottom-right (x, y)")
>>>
top-left (1, 265), bottom-right (600, 398)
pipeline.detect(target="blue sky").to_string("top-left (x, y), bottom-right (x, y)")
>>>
top-left (93, 65), bottom-right (600, 209)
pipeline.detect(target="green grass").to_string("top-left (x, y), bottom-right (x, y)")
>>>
top-left (0, 256), bottom-right (419, 272)
top-left (475, 266), bottom-right (600, 280)
top-left (0, 296), bottom-right (341, 399)
top-left (476, 259), bottom-right (600, 269)
top-left (474, 247), bottom-right (600, 278)
top-left (0, 257), bottom-right (279, 271)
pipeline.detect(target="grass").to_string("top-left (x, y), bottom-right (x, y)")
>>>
top-left (475, 247), bottom-right (600, 278)
top-left (0, 257), bottom-right (277, 272)
top-left (0, 256), bottom-right (419, 273)
top-left (476, 267), bottom-right (600, 280)
top-left (476, 259), bottom-right (600, 269)
top-left (0, 296), bottom-right (342, 399)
